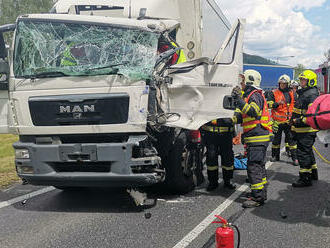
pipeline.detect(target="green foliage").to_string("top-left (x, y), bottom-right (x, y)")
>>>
top-left (243, 53), bottom-right (277, 65)
top-left (294, 64), bottom-right (305, 79)
top-left (0, 134), bottom-right (19, 188)
top-left (0, 0), bottom-right (54, 43)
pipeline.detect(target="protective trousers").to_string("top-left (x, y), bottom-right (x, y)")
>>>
top-left (205, 132), bottom-right (234, 184)
top-left (272, 123), bottom-right (297, 160)
top-left (246, 143), bottom-right (268, 201)
top-left (296, 132), bottom-right (317, 179)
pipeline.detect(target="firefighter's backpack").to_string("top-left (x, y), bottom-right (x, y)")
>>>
top-left (306, 94), bottom-right (330, 130)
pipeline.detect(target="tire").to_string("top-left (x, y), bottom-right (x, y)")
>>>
top-left (163, 132), bottom-right (194, 194)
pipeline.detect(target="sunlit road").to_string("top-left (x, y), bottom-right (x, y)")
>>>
top-left (0, 139), bottom-right (329, 248)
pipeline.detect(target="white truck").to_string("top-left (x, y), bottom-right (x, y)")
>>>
top-left (0, 0), bottom-right (244, 194)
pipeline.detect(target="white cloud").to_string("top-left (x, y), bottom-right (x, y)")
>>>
top-left (218, 0), bottom-right (329, 68)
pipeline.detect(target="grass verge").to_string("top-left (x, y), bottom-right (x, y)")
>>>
top-left (0, 134), bottom-right (19, 189)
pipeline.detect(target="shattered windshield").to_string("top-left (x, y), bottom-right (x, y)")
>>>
top-left (13, 19), bottom-right (159, 80)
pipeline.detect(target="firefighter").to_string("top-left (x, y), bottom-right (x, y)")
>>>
top-left (290, 70), bottom-right (319, 187)
top-left (231, 69), bottom-right (272, 208)
top-left (201, 118), bottom-right (236, 191)
top-left (267, 75), bottom-right (298, 165)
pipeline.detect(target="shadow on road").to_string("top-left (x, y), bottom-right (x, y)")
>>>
top-left (245, 174), bottom-right (330, 228)
top-left (13, 187), bottom-right (157, 213)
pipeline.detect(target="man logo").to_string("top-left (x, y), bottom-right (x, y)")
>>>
top-left (59, 105), bottom-right (95, 113)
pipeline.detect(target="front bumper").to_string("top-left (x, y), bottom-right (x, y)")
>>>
top-left (14, 135), bottom-right (164, 187)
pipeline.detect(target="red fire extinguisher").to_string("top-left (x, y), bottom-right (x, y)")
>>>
top-left (212, 215), bottom-right (240, 248)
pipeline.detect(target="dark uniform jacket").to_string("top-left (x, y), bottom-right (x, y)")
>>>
top-left (233, 85), bottom-right (270, 141)
top-left (291, 86), bottom-right (319, 132)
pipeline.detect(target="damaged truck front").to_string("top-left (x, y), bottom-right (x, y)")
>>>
top-left (0, 0), bottom-right (244, 194)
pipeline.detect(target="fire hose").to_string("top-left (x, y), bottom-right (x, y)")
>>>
top-left (312, 145), bottom-right (330, 164)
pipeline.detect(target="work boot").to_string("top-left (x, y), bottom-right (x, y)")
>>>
top-left (270, 156), bottom-right (280, 162)
top-left (312, 169), bottom-right (318, 180)
top-left (242, 198), bottom-right (264, 208)
top-left (241, 191), bottom-right (267, 201)
top-left (206, 182), bottom-right (219, 191)
top-left (223, 179), bottom-right (236, 190)
top-left (292, 173), bottom-right (312, 187)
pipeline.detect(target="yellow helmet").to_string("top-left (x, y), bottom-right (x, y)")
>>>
top-left (278, 74), bottom-right (290, 84)
top-left (298, 70), bottom-right (317, 87)
top-left (243, 69), bottom-right (261, 87)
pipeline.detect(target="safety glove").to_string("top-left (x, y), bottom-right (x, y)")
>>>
top-left (272, 120), bottom-right (279, 133)
top-left (231, 86), bottom-right (242, 103)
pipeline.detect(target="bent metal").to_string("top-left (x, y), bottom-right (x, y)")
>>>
top-left (59, 105), bottom-right (95, 113)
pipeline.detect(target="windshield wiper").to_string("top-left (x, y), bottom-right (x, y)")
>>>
top-left (22, 71), bottom-right (68, 79)
top-left (86, 62), bottom-right (128, 71)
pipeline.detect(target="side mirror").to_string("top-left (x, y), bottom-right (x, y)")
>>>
top-left (0, 60), bottom-right (9, 90)
top-left (223, 95), bottom-right (236, 110)
top-left (322, 67), bottom-right (327, 76)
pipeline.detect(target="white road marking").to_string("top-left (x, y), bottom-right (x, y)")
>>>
top-left (0, 186), bottom-right (55, 209)
top-left (172, 147), bottom-right (285, 248)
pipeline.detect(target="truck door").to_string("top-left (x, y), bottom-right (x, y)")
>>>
top-left (0, 25), bottom-right (15, 133)
top-left (162, 19), bottom-right (245, 130)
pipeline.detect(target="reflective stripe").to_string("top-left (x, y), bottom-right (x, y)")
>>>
top-left (285, 143), bottom-right (289, 147)
top-left (262, 178), bottom-right (268, 185)
top-left (300, 168), bottom-right (312, 173)
top-left (272, 144), bottom-right (281, 149)
top-left (267, 100), bottom-right (274, 108)
top-left (312, 164), bottom-right (317, 169)
top-left (241, 90), bottom-right (272, 133)
top-left (251, 182), bottom-right (264, 190)
top-left (242, 103), bottom-right (250, 114)
top-left (201, 126), bottom-right (234, 133)
top-left (243, 116), bottom-right (269, 123)
top-left (232, 116), bottom-right (238, 124)
top-left (250, 102), bottom-right (260, 113)
top-left (289, 145), bottom-right (297, 149)
top-left (244, 135), bottom-right (271, 143)
top-left (293, 108), bottom-right (302, 114)
top-left (207, 166), bottom-right (218, 171)
top-left (222, 165), bottom-right (234, 171)
top-left (292, 126), bottom-right (318, 133)
top-left (235, 108), bottom-right (242, 113)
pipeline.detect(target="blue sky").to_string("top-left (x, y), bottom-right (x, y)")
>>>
top-left (220, 0), bottom-right (330, 68)
top-left (302, 0), bottom-right (330, 40)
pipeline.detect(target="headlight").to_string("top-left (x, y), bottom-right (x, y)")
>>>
top-left (15, 149), bottom-right (30, 159)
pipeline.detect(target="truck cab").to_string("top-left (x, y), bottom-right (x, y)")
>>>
top-left (0, 0), bottom-right (244, 193)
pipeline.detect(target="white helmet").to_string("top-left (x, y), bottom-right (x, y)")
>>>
top-left (278, 74), bottom-right (290, 84)
top-left (290, 80), bottom-right (299, 88)
top-left (243, 69), bottom-right (261, 87)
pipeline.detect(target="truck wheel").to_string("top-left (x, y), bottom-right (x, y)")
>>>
top-left (164, 132), bottom-right (194, 194)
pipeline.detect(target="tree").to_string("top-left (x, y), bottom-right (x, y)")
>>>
top-left (324, 49), bottom-right (330, 62)
top-left (294, 64), bottom-right (305, 79)
top-left (0, 0), bottom-right (54, 43)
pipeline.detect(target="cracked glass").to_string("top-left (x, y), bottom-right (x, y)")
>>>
top-left (13, 20), bottom-right (159, 80)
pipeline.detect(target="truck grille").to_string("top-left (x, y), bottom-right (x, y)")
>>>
top-left (49, 162), bottom-right (111, 173)
top-left (29, 93), bottom-right (129, 126)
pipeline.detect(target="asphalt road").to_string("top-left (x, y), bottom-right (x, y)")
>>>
top-left (0, 140), bottom-right (329, 248)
